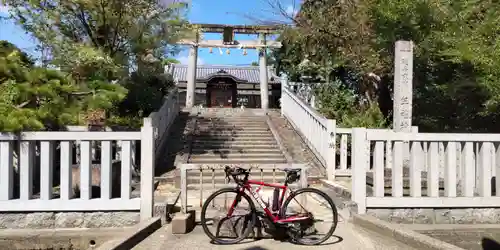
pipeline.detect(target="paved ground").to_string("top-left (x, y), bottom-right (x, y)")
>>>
top-left (135, 188), bottom-right (416, 250)
top-left (408, 224), bottom-right (500, 250)
top-left (133, 216), bottom-right (415, 250)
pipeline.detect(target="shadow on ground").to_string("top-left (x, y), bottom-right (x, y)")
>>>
top-left (187, 116), bottom-right (239, 159)
top-left (482, 237), bottom-right (500, 250)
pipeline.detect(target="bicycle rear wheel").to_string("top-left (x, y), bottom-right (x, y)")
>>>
top-left (200, 188), bottom-right (256, 244)
top-left (280, 187), bottom-right (338, 245)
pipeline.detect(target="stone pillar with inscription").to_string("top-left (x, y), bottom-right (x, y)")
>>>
top-left (259, 33), bottom-right (269, 111)
top-left (186, 45), bottom-right (198, 108)
top-left (393, 40), bottom-right (414, 168)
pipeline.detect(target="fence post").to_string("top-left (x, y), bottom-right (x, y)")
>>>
top-left (280, 74), bottom-right (289, 117)
top-left (326, 119), bottom-right (336, 181)
top-left (140, 117), bottom-right (155, 221)
top-left (180, 164), bottom-right (188, 213)
top-left (351, 128), bottom-right (367, 214)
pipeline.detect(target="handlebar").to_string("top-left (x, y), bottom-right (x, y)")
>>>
top-left (224, 166), bottom-right (251, 184)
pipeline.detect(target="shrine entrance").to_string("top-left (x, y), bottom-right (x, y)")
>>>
top-left (177, 23), bottom-right (282, 110)
top-left (206, 78), bottom-right (237, 108)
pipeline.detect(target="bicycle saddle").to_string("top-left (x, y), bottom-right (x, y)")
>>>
top-left (283, 168), bottom-right (301, 174)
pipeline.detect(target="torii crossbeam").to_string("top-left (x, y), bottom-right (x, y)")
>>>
top-left (177, 23), bottom-right (283, 110)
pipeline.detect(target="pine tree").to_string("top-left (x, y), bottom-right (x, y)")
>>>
top-left (0, 41), bottom-right (127, 132)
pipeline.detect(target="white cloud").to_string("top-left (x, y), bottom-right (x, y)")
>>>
top-left (285, 5), bottom-right (298, 17)
top-left (176, 56), bottom-right (204, 65)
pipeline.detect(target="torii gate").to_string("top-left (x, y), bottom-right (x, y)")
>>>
top-left (176, 23), bottom-right (282, 111)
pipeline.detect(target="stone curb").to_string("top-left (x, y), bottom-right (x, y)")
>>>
top-left (351, 214), bottom-right (465, 250)
top-left (319, 179), bottom-right (353, 199)
top-left (319, 179), bottom-right (465, 249)
top-left (95, 217), bottom-right (162, 250)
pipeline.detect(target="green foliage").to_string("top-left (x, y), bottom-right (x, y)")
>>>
top-left (4, 0), bottom-right (191, 76)
top-left (0, 43), bottom-right (127, 132)
top-left (114, 71), bottom-right (174, 118)
top-left (163, 58), bottom-right (180, 65)
top-left (1, 0), bottom-right (191, 130)
top-left (276, 0), bottom-right (500, 132)
top-left (316, 80), bottom-right (388, 128)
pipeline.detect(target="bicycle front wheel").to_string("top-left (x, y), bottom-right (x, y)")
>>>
top-left (280, 187), bottom-right (338, 245)
top-left (200, 187), bottom-right (256, 244)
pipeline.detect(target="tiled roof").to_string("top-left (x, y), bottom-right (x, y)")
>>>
top-left (169, 64), bottom-right (281, 84)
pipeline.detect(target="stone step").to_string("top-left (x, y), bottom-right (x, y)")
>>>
top-left (198, 119), bottom-right (267, 123)
top-left (190, 148), bottom-right (282, 154)
top-left (194, 133), bottom-right (273, 138)
top-left (191, 141), bottom-right (279, 147)
top-left (195, 126), bottom-right (270, 131)
top-left (193, 137), bottom-right (276, 143)
top-left (194, 130), bottom-right (273, 135)
top-left (199, 115), bottom-right (267, 119)
top-left (189, 153), bottom-right (285, 159)
top-left (195, 127), bottom-right (269, 132)
top-left (191, 143), bottom-right (280, 149)
top-left (188, 157), bottom-right (287, 164)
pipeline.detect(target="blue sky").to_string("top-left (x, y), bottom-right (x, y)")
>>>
top-left (0, 0), bottom-right (300, 66)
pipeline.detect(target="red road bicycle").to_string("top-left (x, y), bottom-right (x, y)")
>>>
top-left (200, 166), bottom-right (338, 245)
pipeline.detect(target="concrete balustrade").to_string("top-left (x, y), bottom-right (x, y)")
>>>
top-left (351, 128), bottom-right (500, 214)
top-left (0, 88), bottom-right (180, 221)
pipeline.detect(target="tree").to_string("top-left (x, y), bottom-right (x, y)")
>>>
top-left (3, 0), bottom-right (194, 128)
top-left (271, 0), bottom-right (500, 132)
top-left (0, 41), bottom-right (126, 132)
top-left (4, 0), bottom-right (192, 79)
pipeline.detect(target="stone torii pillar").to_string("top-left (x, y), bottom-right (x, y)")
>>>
top-left (259, 33), bottom-right (269, 111)
top-left (186, 45), bottom-right (198, 108)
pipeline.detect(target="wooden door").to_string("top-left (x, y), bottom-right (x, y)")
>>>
top-left (210, 83), bottom-right (233, 107)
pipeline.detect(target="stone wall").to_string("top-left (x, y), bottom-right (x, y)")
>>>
top-left (366, 208), bottom-right (500, 224)
top-left (0, 227), bottom-right (123, 250)
top-left (0, 212), bottom-right (140, 229)
top-left (323, 180), bottom-right (500, 225)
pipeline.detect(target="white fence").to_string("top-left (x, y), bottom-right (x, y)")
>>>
top-left (179, 164), bottom-right (309, 213)
top-left (281, 86), bottom-right (336, 179)
top-left (0, 88), bottom-right (179, 220)
top-left (281, 85), bottom-right (396, 179)
top-left (351, 128), bottom-right (500, 214)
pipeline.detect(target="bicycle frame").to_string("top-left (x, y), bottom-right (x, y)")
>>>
top-left (227, 179), bottom-right (309, 224)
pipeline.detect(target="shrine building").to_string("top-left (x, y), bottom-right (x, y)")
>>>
top-left (168, 64), bottom-right (282, 109)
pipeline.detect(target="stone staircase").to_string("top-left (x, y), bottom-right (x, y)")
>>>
top-left (182, 110), bottom-right (292, 190)
top-left (188, 113), bottom-right (287, 164)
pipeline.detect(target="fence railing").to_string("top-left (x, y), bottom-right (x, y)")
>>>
top-left (179, 164), bottom-right (308, 213)
top-left (351, 128), bottom-right (500, 214)
top-left (0, 89), bottom-right (180, 220)
top-left (0, 129), bottom-right (152, 218)
top-left (281, 83), bottom-right (420, 180)
top-left (149, 87), bottom-right (179, 159)
top-left (281, 86), bottom-right (336, 180)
